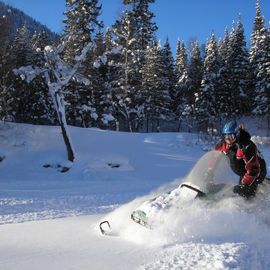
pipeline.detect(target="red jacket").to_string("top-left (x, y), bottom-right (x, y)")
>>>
top-left (215, 129), bottom-right (262, 186)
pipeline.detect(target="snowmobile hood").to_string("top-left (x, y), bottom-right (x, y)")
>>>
top-left (183, 151), bottom-right (237, 193)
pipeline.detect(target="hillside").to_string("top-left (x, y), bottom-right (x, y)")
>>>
top-left (0, 1), bottom-right (58, 40)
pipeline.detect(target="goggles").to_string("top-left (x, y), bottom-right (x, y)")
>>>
top-left (223, 133), bottom-right (236, 141)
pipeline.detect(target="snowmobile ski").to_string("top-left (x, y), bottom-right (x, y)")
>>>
top-left (99, 221), bottom-right (111, 235)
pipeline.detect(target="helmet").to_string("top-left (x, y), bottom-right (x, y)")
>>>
top-left (222, 120), bottom-right (240, 140)
top-left (222, 120), bottom-right (237, 134)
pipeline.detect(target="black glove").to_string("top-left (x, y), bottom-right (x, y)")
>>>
top-left (233, 183), bottom-right (255, 198)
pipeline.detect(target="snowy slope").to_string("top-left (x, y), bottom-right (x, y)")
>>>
top-left (0, 121), bottom-right (270, 270)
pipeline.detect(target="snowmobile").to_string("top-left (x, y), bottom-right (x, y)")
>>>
top-left (130, 150), bottom-right (237, 229)
top-left (100, 151), bottom-right (270, 234)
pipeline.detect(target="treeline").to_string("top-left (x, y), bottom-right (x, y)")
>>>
top-left (0, 0), bottom-right (269, 133)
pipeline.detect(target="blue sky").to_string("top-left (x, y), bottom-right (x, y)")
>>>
top-left (2, 0), bottom-right (270, 52)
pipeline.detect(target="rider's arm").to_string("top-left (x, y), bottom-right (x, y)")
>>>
top-left (237, 142), bottom-right (261, 186)
top-left (215, 141), bottom-right (227, 153)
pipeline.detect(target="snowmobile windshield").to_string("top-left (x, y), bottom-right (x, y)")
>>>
top-left (183, 151), bottom-right (237, 193)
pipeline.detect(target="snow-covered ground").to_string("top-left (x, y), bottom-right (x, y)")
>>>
top-left (1, 121), bottom-right (270, 270)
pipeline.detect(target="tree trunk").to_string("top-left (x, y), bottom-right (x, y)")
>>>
top-left (53, 90), bottom-right (75, 162)
top-left (59, 120), bottom-right (75, 162)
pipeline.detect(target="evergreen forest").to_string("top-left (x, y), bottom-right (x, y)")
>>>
top-left (0, 0), bottom-right (269, 133)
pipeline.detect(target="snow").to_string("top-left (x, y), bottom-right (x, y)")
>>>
top-left (1, 121), bottom-right (270, 270)
top-left (102, 113), bottom-right (115, 124)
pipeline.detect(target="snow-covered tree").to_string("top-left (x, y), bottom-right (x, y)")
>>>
top-left (10, 22), bottom-right (33, 68)
top-left (97, 27), bottom-right (123, 130)
top-left (5, 22), bottom-right (35, 122)
top-left (215, 19), bottom-right (249, 120)
top-left (186, 41), bottom-right (203, 131)
top-left (0, 12), bottom-right (14, 121)
top-left (26, 30), bottom-right (57, 124)
top-left (254, 23), bottom-right (270, 115)
top-left (31, 28), bottom-right (53, 67)
top-left (110, 0), bottom-right (157, 131)
top-left (226, 16), bottom-right (250, 116)
top-left (14, 42), bottom-right (93, 165)
top-left (111, 9), bottom-right (138, 131)
top-left (217, 27), bottom-right (229, 63)
top-left (162, 37), bottom-right (177, 114)
top-left (196, 31), bottom-right (222, 130)
top-left (62, 0), bottom-right (103, 65)
top-left (61, 0), bottom-right (104, 129)
top-left (123, 0), bottom-right (157, 51)
top-left (250, 0), bottom-right (270, 117)
top-left (0, 2), bottom-right (58, 124)
top-left (141, 39), bottom-right (171, 132)
top-left (0, 12), bottom-right (12, 68)
top-left (175, 39), bottom-right (190, 128)
top-left (87, 27), bottom-right (112, 128)
top-left (175, 40), bottom-right (189, 93)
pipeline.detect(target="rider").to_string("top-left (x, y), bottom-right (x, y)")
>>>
top-left (214, 120), bottom-right (266, 198)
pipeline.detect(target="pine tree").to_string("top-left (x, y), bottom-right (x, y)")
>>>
top-left (131, 0), bottom-right (158, 96)
top-left (175, 38), bottom-right (189, 96)
top-left (255, 23), bottom-right (270, 115)
top-left (8, 22), bottom-right (34, 122)
top-left (28, 29), bottom-right (57, 124)
top-left (162, 37), bottom-right (177, 115)
top-left (31, 28), bottom-right (52, 67)
top-left (227, 16), bottom-right (250, 116)
top-left (124, 0), bottom-right (157, 51)
top-left (187, 41), bottom-right (203, 131)
top-left (62, 0), bottom-right (103, 65)
top-left (249, 0), bottom-right (265, 112)
top-left (141, 39), bottom-right (157, 131)
top-left (99, 27), bottom-right (123, 130)
top-left (250, 0), bottom-right (270, 117)
top-left (216, 20), bottom-right (249, 120)
top-left (0, 12), bottom-right (14, 121)
top-left (141, 39), bottom-right (171, 132)
top-left (0, 3), bottom-right (59, 124)
top-left (11, 22), bottom-right (33, 68)
top-left (216, 31), bottom-right (231, 121)
top-left (112, 8), bottom-right (138, 131)
top-left (90, 27), bottom-right (111, 128)
top-left (197, 31), bottom-right (222, 130)
top-left (175, 39), bottom-right (190, 128)
top-left (62, 0), bottom-right (104, 128)
top-left (0, 12), bottom-right (12, 69)
top-left (217, 27), bottom-right (229, 61)
top-left (110, 0), bottom-right (157, 131)
top-left (113, 0), bottom-right (158, 87)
